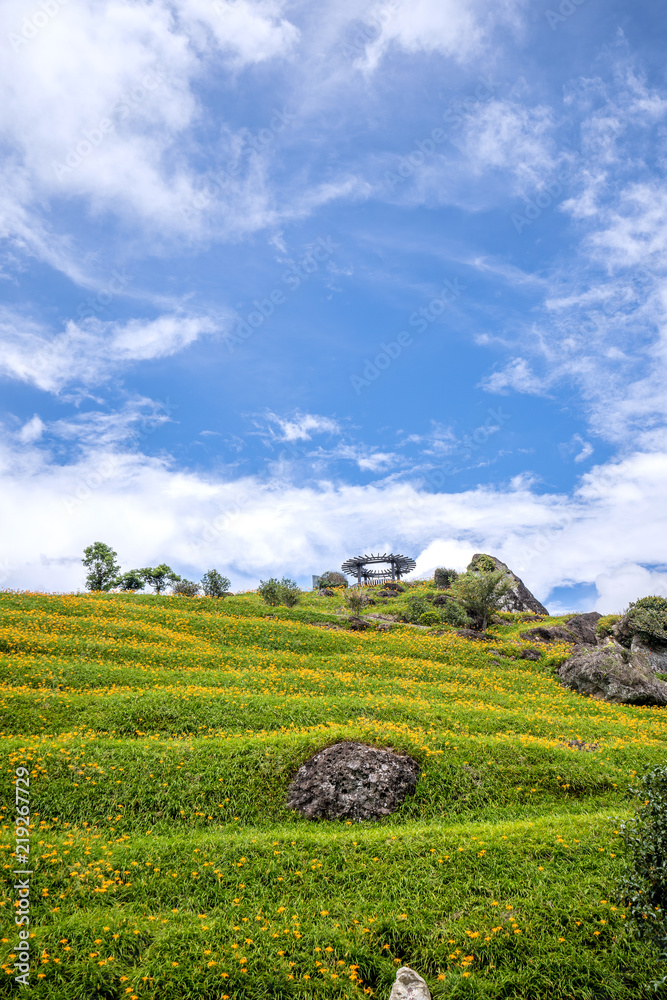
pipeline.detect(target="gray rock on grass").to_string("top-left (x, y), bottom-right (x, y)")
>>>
top-left (557, 640), bottom-right (667, 706)
top-left (389, 966), bottom-right (432, 1000)
top-left (467, 553), bottom-right (548, 615)
top-left (630, 636), bottom-right (667, 674)
top-left (287, 741), bottom-right (420, 821)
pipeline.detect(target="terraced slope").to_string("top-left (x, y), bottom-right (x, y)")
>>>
top-left (0, 589), bottom-right (665, 999)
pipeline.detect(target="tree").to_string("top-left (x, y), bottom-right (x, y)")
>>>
top-left (201, 569), bottom-right (231, 598)
top-left (257, 577), bottom-right (300, 607)
top-left (446, 569), bottom-right (512, 631)
top-left (317, 571), bottom-right (348, 588)
top-left (173, 579), bottom-right (201, 597)
top-left (138, 564), bottom-right (181, 594)
top-left (117, 570), bottom-right (145, 592)
top-left (434, 567), bottom-right (458, 589)
top-left (82, 542), bottom-right (121, 592)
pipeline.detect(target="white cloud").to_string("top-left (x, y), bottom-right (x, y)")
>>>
top-left (0, 0), bottom-right (300, 237)
top-left (2, 429), bottom-right (667, 612)
top-left (0, 308), bottom-right (220, 393)
top-left (361, 0), bottom-right (525, 70)
top-left (17, 414), bottom-right (45, 443)
top-left (479, 358), bottom-right (550, 396)
top-left (265, 411), bottom-right (342, 442)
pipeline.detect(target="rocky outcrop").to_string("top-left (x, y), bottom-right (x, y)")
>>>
top-left (557, 640), bottom-right (667, 706)
top-left (563, 612), bottom-right (602, 645)
top-left (630, 636), bottom-right (667, 674)
top-left (389, 967), bottom-right (432, 1000)
top-left (467, 554), bottom-right (548, 615)
top-left (286, 742), bottom-right (420, 821)
top-left (519, 625), bottom-right (577, 644)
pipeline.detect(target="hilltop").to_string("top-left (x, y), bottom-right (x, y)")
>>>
top-left (0, 586), bottom-right (665, 999)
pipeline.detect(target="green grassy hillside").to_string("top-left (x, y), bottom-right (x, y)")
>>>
top-left (1, 588), bottom-right (665, 999)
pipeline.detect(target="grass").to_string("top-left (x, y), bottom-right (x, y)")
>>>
top-left (0, 586), bottom-right (665, 999)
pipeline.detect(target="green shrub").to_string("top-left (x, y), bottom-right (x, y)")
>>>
top-left (317, 571), bottom-right (348, 588)
top-left (402, 594), bottom-right (431, 624)
top-left (441, 601), bottom-right (471, 627)
top-left (344, 587), bottom-right (365, 616)
top-left (172, 579), bottom-right (201, 597)
top-left (257, 578), bottom-right (283, 606)
top-left (434, 567), bottom-right (458, 589)
top-left (201, 569), bottom-right (231, 597)
top-left (447, 569), bottom-right (512, 631)
top-left (619, 765), bottom-right (667, 964)
top-left (469, 554), bottom-right (497, 573)
top-left (596, 614), bottom-right (621, 638)
top-left (627, 596), bottom-right (667, 648)
top-left (419, 610), bottom-right (441, 627)
top-left (277, 578), bottom-right (300, 607)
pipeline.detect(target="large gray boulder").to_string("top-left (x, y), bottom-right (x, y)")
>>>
top-left (558, 640), bottom-right (667, 706)
top-left (564, 612), bottom-right (602, 645)
top-left (630, 636), bottom-right (667, 674)
top-left (467, 554), bottom-right (548, 615)
top-left (286, 742), bottom-right (420, 821)
top-left (389, 967), bottom-right (431, 1000)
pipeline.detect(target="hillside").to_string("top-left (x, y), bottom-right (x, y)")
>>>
top-left (1, 587), bottom-right (666, 999)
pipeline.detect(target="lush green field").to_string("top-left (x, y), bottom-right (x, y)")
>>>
top-left (1, 588), bottom-right (665, 999)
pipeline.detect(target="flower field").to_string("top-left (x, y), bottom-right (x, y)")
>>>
top-left (1, 588), bottom-right (665, 999)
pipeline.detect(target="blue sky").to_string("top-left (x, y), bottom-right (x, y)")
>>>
top-left (1, 0), bottom-right (667, 611)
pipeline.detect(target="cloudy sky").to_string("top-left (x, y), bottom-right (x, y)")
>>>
top-left (1, 0), bottom-right (666, 611)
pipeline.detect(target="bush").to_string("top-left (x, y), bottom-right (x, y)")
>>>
top-left (344, 587), bottom-right (365, 616)
top-left (627, 596), bottom-right (667, 648)
top-left (619, 764), bottom-right (667, 960)
top-left (447, 569), bottom-right (512, 631)
top-left (257, 577), bottom-right (301, 607)
top-left (173, 579), bottom-right (201, 597)
top-left (419, 611), bottom-right (441, 627)
top-left (596, 614), bottom-right (621, 639)
top-left (402, 594), bottom-right (431, 624)
top-left (317, 571), bottom-right (348, 588)
top-left (117, 570), bottom-right (144, 592)
top-left (278, 578), bottom-right (300, 607)
top-left (469, 554), bottom-right (497, 573)
top-left (441, 601), bottom-right (471, 627)
top-left (434, 568), bottom-right (458, 589)
top-left (201, 569), bottom-right (231, 598)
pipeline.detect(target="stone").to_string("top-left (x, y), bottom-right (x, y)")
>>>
top-left (389, 966), bottom-right (432, 1000)
top-left (519, 647), bottom-right (542, 661)
top-left (432, 594), bottom-right (452, 606)
top-left (286, 741), bottom-right (420, 822)
top-left (564, 612), bottom-right (602, 645)
top-left (467, 553), bottom-right (548, 615)
top-left (377, 589), bottom-right (398, 598)
top-left (557, 640), bottom-right (667, 706)
top-left (318, 588), bottom-right (335, 597)
top-left (519, 626), bottom-right (577, 644)
top-left (346, 616), bottom-right (370, 630)
top-left (630, 636), bottom-right (667, 674)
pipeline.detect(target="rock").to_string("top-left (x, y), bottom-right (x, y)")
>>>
top-left (467, 553), bottom-right (548, 615)
top-left (432, 594), bottom-right (452, 606)
top-left (376, 590), bottom-right (398, 598)
top-left (630, 636), bottom-right (667, 674)
top-left (383, 583), bottom-right (405, 593)
top-left (519, 626), bottom-right (577, 644)
top-left (346, 616), bottom-right (370, 630)
top-left (563, 739), bottom-right (600, 752)
top-left (319, 588), bottom-right (335, 597)
top-left (389, 966), bottom-right (432, 1000)
top-left (286, 742), bottom-right (420, 822)
top-left (557, 640), bottom-right (667, 706)
top-left (519, 647), bottom-right (542, 661)
top-left (564, 612), bottom-right (602, 645)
